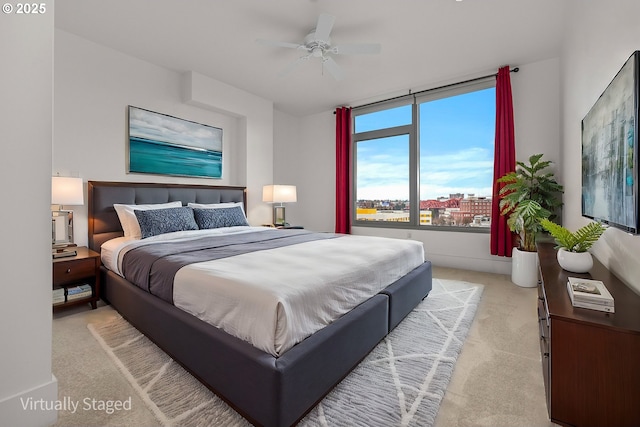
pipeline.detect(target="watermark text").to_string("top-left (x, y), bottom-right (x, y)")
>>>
top-left (20, 396), bottom-right (132, 415)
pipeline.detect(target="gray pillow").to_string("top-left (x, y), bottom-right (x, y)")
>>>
top-left (193, 206), bottom-right (249, 229)
top-left (134, 207), bottom-right (198, 239)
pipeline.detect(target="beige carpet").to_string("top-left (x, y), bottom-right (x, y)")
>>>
top-left (87, 279), bottom-right (483, 427)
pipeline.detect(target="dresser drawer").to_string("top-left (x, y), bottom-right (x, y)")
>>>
top-left (53, 258), bottom-right (96, 285)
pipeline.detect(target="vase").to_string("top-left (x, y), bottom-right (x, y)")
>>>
top-left (556, 248), bottom-right (593, 273)
top-left (511, 247), bottom-right (539, 288)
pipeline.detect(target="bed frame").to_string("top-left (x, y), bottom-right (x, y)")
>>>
top-left (88, 180), bottom-right (432, 427)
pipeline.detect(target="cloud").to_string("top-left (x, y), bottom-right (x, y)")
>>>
top-left (356, 183), bottom-right (410, 201)
top-left (357, 146), bottom-right (494, 200)
top-left (129, 107), bottom-right (222, 152)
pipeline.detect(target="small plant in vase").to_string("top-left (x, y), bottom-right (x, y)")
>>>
top-left (540, 219), bottom-right (607, 273)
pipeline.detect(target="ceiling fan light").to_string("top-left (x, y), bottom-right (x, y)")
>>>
top-left (258, 12), bottom-right (379, 81)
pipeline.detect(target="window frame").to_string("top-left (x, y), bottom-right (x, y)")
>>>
top-left (352, 78), bottom-right (495, 232)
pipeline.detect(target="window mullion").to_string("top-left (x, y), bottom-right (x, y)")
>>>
top-left (409, 101), bottom-right (419, 226)
top-left (354, 125), bottom-right (412, 142)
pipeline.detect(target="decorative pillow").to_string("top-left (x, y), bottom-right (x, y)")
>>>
top-left (188, 201), bottom-right (246, 216)
top-left (193, 206), bottom-right (249, 229)
top-left (134, 207), bottom-right (198, 239)
top-left (114, 201), bottom-right (182, 238)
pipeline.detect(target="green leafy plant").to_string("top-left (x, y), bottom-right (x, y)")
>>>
top-left (497, 154), bottom-right (564, 252)
top-left (505, 200), bottom-right (550, 252)
top-left (540, 219), bottom-right (606, 252)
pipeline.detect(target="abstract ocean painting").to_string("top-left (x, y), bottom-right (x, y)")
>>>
top-left (128, 106), bottom-right (223, 179)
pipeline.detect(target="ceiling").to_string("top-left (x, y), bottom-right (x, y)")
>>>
top-left (55, 0), bottom-right (565, 116)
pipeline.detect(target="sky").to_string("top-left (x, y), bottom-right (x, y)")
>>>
top-left (355, 88), bottom-right (496, 201)
top-left (129, 106), bottom-right (223, 152)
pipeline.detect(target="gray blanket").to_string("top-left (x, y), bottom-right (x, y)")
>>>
top-left (121, 229), bottom-right (339, 303)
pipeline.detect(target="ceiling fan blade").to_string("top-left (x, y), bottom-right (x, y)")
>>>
top-left (278, 54), bottom-right (311, 78)
top-left (256, 38), bottom-right (303, 50)
top-left (323, 56), bottom-right (344, 81)
top-left (332, 43), bottom-right (381, 55)
top-left (314, 13), bottom-right (335, 41)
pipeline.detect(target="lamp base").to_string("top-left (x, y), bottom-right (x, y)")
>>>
top-left (52, 210), bottom-right (75, 246)
top-left (273, 205), bottom-right (287, 227)
top-left (52, 242), bottom-right (78, 249)
top-left (52, 248), bottom-right (77, 259)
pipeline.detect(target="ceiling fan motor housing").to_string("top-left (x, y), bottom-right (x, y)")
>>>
top-left (256, 13), bottom-right (380, 80)
top-left (304, 31), bottom-right (331, 57)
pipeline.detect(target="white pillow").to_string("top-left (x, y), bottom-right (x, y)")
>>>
top-left (114, 201), bottom-right (182, 238)
top-left (187, 201), bottom-right (246, 216)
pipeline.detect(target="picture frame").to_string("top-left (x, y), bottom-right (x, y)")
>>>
top-left (581, 51), bottom-right (639, 234)
top-left (128, 106), bottom-right (223, 179)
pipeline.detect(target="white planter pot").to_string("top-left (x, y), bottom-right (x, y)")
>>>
top-left (511, 247), bottom-right (539, 288)
top-left (556, 248), bottom-right (593, 273)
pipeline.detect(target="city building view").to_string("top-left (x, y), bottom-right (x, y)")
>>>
top-left (356, 193), bottom-right (492, 227)
top-left (353, 85), bottom-right (496, 229)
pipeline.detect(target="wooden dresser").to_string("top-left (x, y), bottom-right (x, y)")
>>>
top-left (537, 242), bottom-right (640, 427)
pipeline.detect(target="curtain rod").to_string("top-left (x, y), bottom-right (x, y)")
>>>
top-left (335, 67), bottom-right (519, 113)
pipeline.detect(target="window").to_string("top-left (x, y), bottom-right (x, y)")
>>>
top-left (353, 79), bottom-right (496, 230)
top-left (356, 134), bottom-right (411, 223)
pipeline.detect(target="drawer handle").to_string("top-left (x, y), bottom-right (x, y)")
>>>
top-left (66, 268), bottom-right (71, 273)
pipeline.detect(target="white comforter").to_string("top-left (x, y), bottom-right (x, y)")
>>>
top-left (102, 227), bottom-right (425, 356)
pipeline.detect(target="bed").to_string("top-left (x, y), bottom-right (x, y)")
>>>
top-left (88, 181), bottom-right (432, 427)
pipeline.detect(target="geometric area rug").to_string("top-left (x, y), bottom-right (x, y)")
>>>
top-left (88, 278), bottom-right (483, 427)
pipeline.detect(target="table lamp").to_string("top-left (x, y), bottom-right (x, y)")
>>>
top-left (52, 176), bottom-right (84, 250)
top-left (262, 185), bottom-right (297, 226)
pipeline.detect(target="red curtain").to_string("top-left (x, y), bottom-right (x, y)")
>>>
top-left (335, 107), bottom-right (352, 234)
top-left (490, 66), bottom-right (516, 256)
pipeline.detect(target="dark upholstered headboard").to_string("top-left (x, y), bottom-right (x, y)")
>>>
top-left (88, 181), bottom-right (247, 253)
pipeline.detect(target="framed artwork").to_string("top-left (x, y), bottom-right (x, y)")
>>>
top-left (581, 51), bottom-right (639, 234)
top-left (128, 106), bottom-right (223, 179)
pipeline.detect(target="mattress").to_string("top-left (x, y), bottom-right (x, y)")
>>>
top-left (102, 227), bottom-right (425, 356)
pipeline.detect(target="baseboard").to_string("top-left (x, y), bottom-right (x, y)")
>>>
top-left (0, 374), bottom-right (58, 427)
top-left (429, 253), bottom-right (512, 275)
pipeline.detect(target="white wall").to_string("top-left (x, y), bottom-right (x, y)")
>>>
top-left (54, 30), bottom-right (274, 245)
top-left (185, 71), bottom-right (274, 225)
top-left (512, 58), bottom-right (562, 182)
top-left (275, 57), bottom-right (561, 274)
top-left (274, 109), bottom-right (336, 231)
top-left (0, 2), bottom-right (58, 425)
top-left (561, 0), bottom-right (640, 293)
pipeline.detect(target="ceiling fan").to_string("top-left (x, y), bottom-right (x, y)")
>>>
top-left (256, 13), bottom-right (381, 81)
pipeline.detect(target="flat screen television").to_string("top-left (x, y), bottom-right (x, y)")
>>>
top-left (582, 50), bottom-right (639, 234)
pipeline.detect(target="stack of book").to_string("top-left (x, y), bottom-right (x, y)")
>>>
top-left (52, 288), bottom-right (65, 305)
top-left (66, 284), bottom-right (92, 301)
top-left (566, 277), bottom-right (615, 313)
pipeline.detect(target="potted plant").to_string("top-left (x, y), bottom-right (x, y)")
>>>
top-left (540, 219), bottom-right (607, 273)
top-left (497, 154), bottom-right (564, 287)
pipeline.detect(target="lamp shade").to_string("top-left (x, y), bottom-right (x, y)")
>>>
top-left (262, 185), bottom-right (297, 203)
top-left (52, 176), bottom-right (84, 205)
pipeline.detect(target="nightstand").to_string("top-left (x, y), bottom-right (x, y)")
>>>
top-left (52, 246), bottom-right (101, 311)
